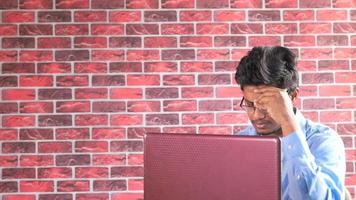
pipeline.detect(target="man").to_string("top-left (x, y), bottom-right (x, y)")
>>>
top-left (235, 46), bottom-right (346, 199)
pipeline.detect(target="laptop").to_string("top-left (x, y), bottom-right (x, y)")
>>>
top-left (144, 133), bottom-right (281, 200)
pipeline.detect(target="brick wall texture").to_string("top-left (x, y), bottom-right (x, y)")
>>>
top-left (0, 0), bottom-right (356, 199)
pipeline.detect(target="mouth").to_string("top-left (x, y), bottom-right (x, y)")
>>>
top-left (252, 121), bottom-right (270, 130)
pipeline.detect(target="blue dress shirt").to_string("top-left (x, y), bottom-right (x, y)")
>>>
top-left (239, 111), bottom-right (346, 200)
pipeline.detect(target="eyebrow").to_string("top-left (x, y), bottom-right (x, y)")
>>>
top-left (244, 98), bottom-right (254, 105)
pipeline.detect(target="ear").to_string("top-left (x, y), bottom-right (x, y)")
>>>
top-left (290, 88), bottom-right (299, 102)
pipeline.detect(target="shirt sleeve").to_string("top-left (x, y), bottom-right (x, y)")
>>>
top-left (282, 129), bottom-right (346, 200)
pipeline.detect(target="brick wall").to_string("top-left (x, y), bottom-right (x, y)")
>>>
top-left (0, 0), bottom-right (355, 199)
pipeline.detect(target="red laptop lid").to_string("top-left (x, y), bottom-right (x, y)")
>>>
top-left (144, 133), bottom-right (281, 200)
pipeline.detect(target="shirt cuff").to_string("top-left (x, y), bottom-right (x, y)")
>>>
top-left (282, 131), bottom-right (313, 161)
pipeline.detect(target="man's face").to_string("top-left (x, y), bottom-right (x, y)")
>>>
top-left (241, 85), bottom-right (282, 135)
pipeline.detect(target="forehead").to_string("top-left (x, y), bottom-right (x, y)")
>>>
top-left (242, 85), bottom-right (267, 101)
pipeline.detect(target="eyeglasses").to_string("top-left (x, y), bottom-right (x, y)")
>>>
top-left (239, 97), bottom-right (268, 115)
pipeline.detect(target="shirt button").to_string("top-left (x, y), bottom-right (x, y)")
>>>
top-left (297, 175), bottom-right (300, 180)
top-left (288, 145), bottom-right (292, 150)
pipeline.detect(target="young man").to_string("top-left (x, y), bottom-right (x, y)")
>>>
top-left (235, 46), bottom-right (346, 199)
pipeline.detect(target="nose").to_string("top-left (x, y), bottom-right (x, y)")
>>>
top-left (250, 108), bottom-right (266, 120)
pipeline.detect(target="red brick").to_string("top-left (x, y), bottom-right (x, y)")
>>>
top-left (76, 167), bottom-right (108, 178)
top-left (92, 0), bottom-right (124, 8)
top-left (75, 141), bottom-right (108, 152)
top-left (20, 155), bottom-right (53, 167)
top-left (0, 51), bottom-right (17, 62)
top-left (56, 128), bottom-right (89, 140)
top-left (112, 193), bottom-right (143, 200)
top-left (299, 86), bottom-right (317, 97)
top-left (216, 87), bottom-right (243, 98)
top-left (300, 0), bottom-right (330, 7)
top-left (248, 10), bottom-right (280, 21)
top-left (320, 85), bottom-right (351, 96)
top-left (111, 114), bottom-right (143, 126)
top-left (57, 181), bottom-right (89, 192)
top-left (38, 88), bottom-right (72, 100)
top-left (146, 114), bottom-right (179, 125)
top-left (2, 168), bottom-right (36, 179)
top-left (126, 0), bottom-right (158, 8)
top-left (214, 36), bottom-right (246, 47)
top-left (128, 154), bottom-right (144, 165)
top-left (0, 25), bottom-right (17, 36)
top-left (56, 0), bottom-right (89, 9)
top-left (338, 123), bottom-right (356, 135)
top-left (164, 127), bottom-right (196, 134)
top-left (0, 182), bottom-right (18, 193)
top-left (181, 61), bottom-right (213, 72)
top-left (0, 76), bottom-right (17, 87)
top-left (3, 116), bottom-right (35, 127)
top-left (56, 101), bottom-right (89, 113)
top-left (93, 180), bottom-right (126, 191)
top-left (318, 35), bottom-right (348, 46)
top-left (335, 48), bottom-right (356, 59)
top-left (145, 88), bottom-right (178, 99)
top-left (161, 24), bottom-right (194, 35)
top-left (197, 0), bottom-right (228, 8)
top-left (4, 194), bottom-right (35, 200)
top-left (111, 88), bottom-right (143, 99)
top-left (39, 194), bottom-right (72, 200)
top-left (74, 62), bottom-right (107, 73)
top-left (162, 49), bottom-right (195, 60)
top-left (20, 181), bottom-right (53, 192)
top-left (296, 61), bottom-right (316, 71)
top-left (93, 154), bottom-right (126, 165)
top-left (302, 73), bottom-right (334, 84)
top-left (92, 24), bottom-right (124, 35)
top-left (38, 37), bottom-right (71, 48)
top-left (197, 23), bottom-right (229, 34)
top-left (300, 23), bottom-right (332, 34)
top-left (126, 24), bottom-right (159, 35)
top-left (2, 89), bottom-right (35, 100)
top-left (144, 11), bottom-right (177, 22)
top-left (352, 36), bottom-right (356, 46)
top-left (111, 166), bottom-right (143, 177)
top-left (217, 113), bottom-right (248, 124)
top-left (93, 75), bottom-right (125, 86)
top-left (214, 10), bottom-right (245, 21)
top-left (162, 0), bottom-right (194, 8)
top-left (283, 10), bottom-right (314, 21)
top-left (37, 63), bottom-right (71, 73)
top-left (317, 10), bottom-right (347, 21)
top-left (38, 167), bottom-right (71, 178)
top-left (76, 193), bottom-right (109, 200)
top-left (335, 72), bottom-right (356, 83)
top-left (318, 60), bottom-right (349, 71)
top-left (182, 113), bottom-right (214, 124)
top-left (144, 37), bottom-right (177, 48)
top-left (92, 128), bottom-right (125, 139)
top-left (128, 179), bottom-right (143, 191)
top-left (333, 0), bottom-right (355, 7)
top-left (109, 37), bottom-right (141, 48)
top-left (127, 101), bottom-right (160, 112)
top-left (127, 75), bottom-right (160, 86)
top-left (266, 23), bottom-right (297, 34)
top-left (92, 50), bottom-right (124, 61)
top-left (75, 114), bottom-right (108, 126)
top-left (75, 88), bottom-right (108, 99)
top-left (231, 23), bottom-right (263, 34)
top-left (300, 48), bottom-right (332, 59)
top-left (231, 0), bottom-right (261, 8)
top-left (55, 24), bottom-right (89, 35)
top-left (38, 142), bottom-right (72, 153)
top-left (163, 75), bottom-right (195, 85)
top-left (38, 115), bottom-right (72, 126)
top-left (0, 103), bottom-right (17, 115)
top-left (19, 75), bottom-right (53, 87)
top-left (249, 36), bottom-right (281, 46)
top-left (144, 62), bottom-right (177, 72)
top-left (199, 100), bottom-right (231, 111)
top-left (92, 101), bottom-right (125, 113)
top-left (56, 154), bottom-right (90, 166)
top-left (19, 0), bottom-right (53, 9)
top-left (55, 50), bottom-right (89, 61)
top-left (19, 128), bottom-right (53, 140)
top-left (110, 11), bottom-right (140, 22)
top-left (127, 128), bottom-right (160, 139)
top-left (20, 24), bottom-right (52, 35)
top-left (56, 75), bottom-right (88, 87)
top-left (2, 38), bottom-right (35, 49)
top-left (303, 98), bottom-right (335, 110)
top-left (0, 0), bottom-right (18, 9)
top-left (180, 11), bottom-right (211, 21)
top-left (182, 87), bottom-right (213, 98)
top-left (2, 142), bottom-right (35, 153)
top-left (0, 156), bottom-right (18, 167)
top-left (266, 0), bottom-right (297, 7)
top-left (127, 50), bottom-right (159, 61)
top-left (20, 50), bottom-right (52, 62)
top-left (337, 98), bottom-right (356, 109)
top-left (74, 11), bottom-right (106, 22)
top-left (0, 129), bottom-right (17, 140)
top-left (284, 36), bottom-right (315, 46)
top-left (3, 11), bottom-right (35, 23)
top-left (198, 74), bottom-right (231, 85)
top-left (180, 36), bottom-right (212, 47)
top-left (199, 126), bottom-right (232, 135)
top-left (321, 111), bottom-right (352, 123)
top-left (38, 11), bottom-right (71, 22)
top-left (163, 100), bottom-right (197, 111)
top-left (198, 49), bottom-right (230, 60)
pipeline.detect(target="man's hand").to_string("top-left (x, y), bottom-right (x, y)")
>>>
top-left (253, 87), bottom-right (300, 136)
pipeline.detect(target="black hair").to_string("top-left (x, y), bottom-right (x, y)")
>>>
top-left (235, 46), bottom-right (299, 92)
